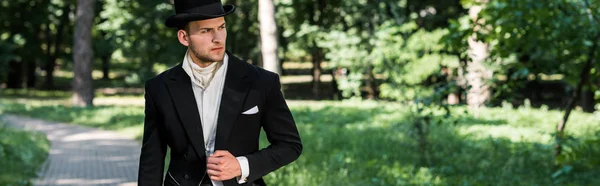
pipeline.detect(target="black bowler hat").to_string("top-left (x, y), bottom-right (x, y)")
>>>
top-left (165, 0), bottom-right (235, 28)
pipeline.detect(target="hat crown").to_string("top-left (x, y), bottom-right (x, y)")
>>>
top-left (165, 0), bottom-right (235, 28)
top-left (174, 0), bottom-right (225, 15)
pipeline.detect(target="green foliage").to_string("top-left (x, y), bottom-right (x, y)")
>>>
top-left (441, 15), bottom-right (471, 61)
top-left (0, 0), bottom-right (75, 84)
top-left (319, 20), bottom-right (461, 101)
top-left (317, 29), bottom-right (368, 98)
top-left (223, 0), bottom-right (261, 62)
top-left (0, 40), bottom-right (17, 83)
top-left (0, 120), bottom-right (50, 185)
top-left (454, 0), bottom-right (600, 102)
top-left (97, 0), bottom-right (185, 81)
top-left (311, 1), bottom-right (466, 100)
top-left (553, 132), bottom-right (600, 185)
top-left (378, 26), bottom-right (460, 101)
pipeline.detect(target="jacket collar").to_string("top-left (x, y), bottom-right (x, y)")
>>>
top-left (166, 51), bottom-right (253, 157)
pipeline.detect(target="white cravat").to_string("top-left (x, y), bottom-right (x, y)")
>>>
top-left (181, 51), bottom-right (249, 185)
top-left (188, 56), bottom-right (219, 90)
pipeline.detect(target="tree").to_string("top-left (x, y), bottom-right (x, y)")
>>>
top-left (46, 2), bottom-right (73, 88)
top-left (1, 0), bottom-right (47, 89)
top-left (259, 0), bottom-right (280, 75)
top-left (466, 0), bottom-right (491, 108)
top-left (72, 0), bottom-right (96, 107)
top-left (464, 0), bottom-right (599, 161)
top-left (279, 0), bottom-right (345, 99)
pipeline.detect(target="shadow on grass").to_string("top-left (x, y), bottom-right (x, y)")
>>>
top-left (0, 89), bottom-right (72, 99)
top-left (456, 116), bottom-right (508, 126)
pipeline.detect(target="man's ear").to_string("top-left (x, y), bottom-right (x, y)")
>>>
top-left (177, 30), bottom-right (189, 47)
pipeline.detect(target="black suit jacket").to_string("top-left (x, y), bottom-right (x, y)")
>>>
top-left (138, 52), bottom-right (302, 186)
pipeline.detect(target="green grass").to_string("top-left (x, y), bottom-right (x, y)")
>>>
top-left (1, 96), bottom-right (599, 185)
top-left (0, 100), bottom-right (144, 140)
top-left (0, 119), bottom-right (50, 185)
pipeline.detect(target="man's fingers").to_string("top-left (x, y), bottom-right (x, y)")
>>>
top-left (211, 150), bottom-right (230, 157)
top-left (207, 169), bottom-right (220, 177)
top-left (207, 168), bottom-right (225, 181)
top-left (207, 156), bottom-right (222, 164)
top-left (207, 163), bottom-right (220, 171)
top-left (206, 151), bottom-right (237, 181)
top-left (210, 175), bottom-right (224, 181)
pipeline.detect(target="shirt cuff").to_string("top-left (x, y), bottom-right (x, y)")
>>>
top-left (236, 156), bottom-right (250, 184)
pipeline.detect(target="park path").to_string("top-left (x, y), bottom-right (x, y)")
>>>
top-left (2, 114), bottom-right (139, 186)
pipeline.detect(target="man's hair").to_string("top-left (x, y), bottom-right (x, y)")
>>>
top-left (177, 23), bottom-right (190, 33)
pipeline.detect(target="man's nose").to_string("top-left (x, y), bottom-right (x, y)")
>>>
top-left (212, 31), bottom-right (224, 43)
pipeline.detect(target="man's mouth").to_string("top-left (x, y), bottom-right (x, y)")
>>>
top-left (211, 47), bottom-right (223, 51)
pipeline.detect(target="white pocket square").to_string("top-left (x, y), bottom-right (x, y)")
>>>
top-left (242, 106), bottom-right (259, 115)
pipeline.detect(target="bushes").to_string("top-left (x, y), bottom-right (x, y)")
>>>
top-left (0, 121), bottom-right (50, 185)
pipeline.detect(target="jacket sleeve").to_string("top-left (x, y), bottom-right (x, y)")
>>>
top-left (138, 82), bottom-right (167, 185)
top-left (244, 74), bottom-right (303, 182)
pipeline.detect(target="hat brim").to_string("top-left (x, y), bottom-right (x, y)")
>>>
top-left (165, 5), bottom-right (235, 28)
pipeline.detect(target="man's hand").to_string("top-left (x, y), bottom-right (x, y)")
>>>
top-left (207, 150), bottom-right (242, 181)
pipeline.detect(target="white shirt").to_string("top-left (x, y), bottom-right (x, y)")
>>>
top-left (181, 51), bottom-right (250, 185)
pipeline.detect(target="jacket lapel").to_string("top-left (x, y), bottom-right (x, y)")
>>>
top-left (215, 53), bottom-right (253, 150)
top-left (165, 64), bottom-right (206, 158)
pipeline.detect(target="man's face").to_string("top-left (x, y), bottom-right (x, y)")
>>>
top-left (178, 17), bottom-right (227, 63)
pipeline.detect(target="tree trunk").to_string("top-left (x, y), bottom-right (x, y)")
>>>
top-left (365, 65), bottom-right (378, 99)
top-left (26, 60), bottom-right (36, 88)
top-left (580, 88), bottom-right (595, 113)
top-left (453, 55), bottom-right (468, 104)
top-left (415, 117), bottom-right (430, 167)
top-left (311, 47), bottom-right (322, 100)
top-left (278, 29), bottom-right (287, 75)
top-left (466, 2), bottom-right (491, 108)
top-left (102, 55), bottom-right (110, 80)
top-left (45, 33), bottom-right (55, 88)
top-left (46, 4), bottom-right (71, 88)
top-left (330, 69), bottom-right (342, 100)
top-left (258, 0), bottom-right (280, 75)
top-left (7, 60), bottom-right (23, 88)
top-left (555, 35), bottom-right (598, 157)
top-left (72, 0), bottom-right (96, 107)
top-left (45, 22), bottom-right (54, 89)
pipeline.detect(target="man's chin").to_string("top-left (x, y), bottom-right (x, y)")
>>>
top-left (202, 55), bottom-right (225, 63)
top-left (212, 53), bottom-right (226, 62)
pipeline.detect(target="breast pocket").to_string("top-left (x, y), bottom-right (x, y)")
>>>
top-left (240, 104), bottom-right (261, 119)
top-left (235, 105), bottom-right (262, 133)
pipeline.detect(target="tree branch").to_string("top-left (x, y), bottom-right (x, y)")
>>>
top-left (555, 33), bottom-right (599, 157)
top-left (583, 0), bottom-right (600, 24)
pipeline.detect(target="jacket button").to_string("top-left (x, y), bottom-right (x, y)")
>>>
top-left (183, 153), bottom-right (188, 159)
top-left (184, 174), bottom-right (189, 179)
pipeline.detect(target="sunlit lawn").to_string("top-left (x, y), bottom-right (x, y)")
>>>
top-left (1, 90), bottom-right (599, 185)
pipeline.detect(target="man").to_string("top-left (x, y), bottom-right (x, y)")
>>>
top-left (137, 0), bottom-right (302, 185)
